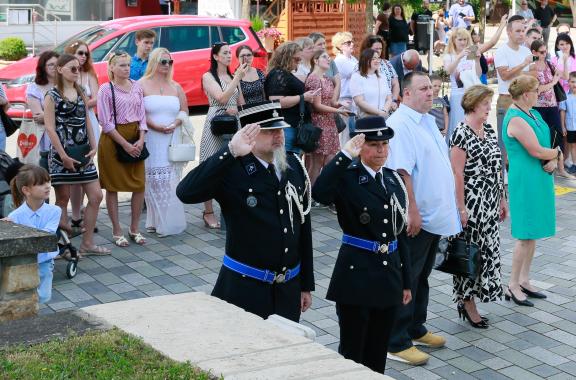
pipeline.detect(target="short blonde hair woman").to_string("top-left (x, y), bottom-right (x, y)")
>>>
top-left (294, 37), bottom-right (315, 80)
top-left (502, 75), bottom-right (560, 306)
top-left (97, 50), bottom-right (148, 247)
top-left (449, 84), bottom-right (506, 328)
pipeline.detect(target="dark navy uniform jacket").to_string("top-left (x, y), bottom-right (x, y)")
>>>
top-left (176, 146), bottom-right (314, 321)
top-left (312, 151), bottom-right (412, 310)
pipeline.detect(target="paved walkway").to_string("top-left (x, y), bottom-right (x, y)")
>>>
top-left (38, 175), bottom-right (576, 380)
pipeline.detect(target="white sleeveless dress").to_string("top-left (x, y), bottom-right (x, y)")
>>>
top-left (143, 95), bottom-right (187, 236)
top-left (80, 74), bottom-right (100, 145)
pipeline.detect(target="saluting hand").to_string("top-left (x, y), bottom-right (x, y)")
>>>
top-left (229, 123), bottom-right (259, 157)
top-left (343, 133), bottom-right (365, 158)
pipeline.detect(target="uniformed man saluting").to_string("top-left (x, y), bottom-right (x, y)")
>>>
top-left (176, 102), bottom-right (314, 322)
top-left (312, 116), bottom-right (412, 374)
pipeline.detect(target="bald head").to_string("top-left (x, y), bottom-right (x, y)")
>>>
top-left (402, 50), bottom-right (421, 71)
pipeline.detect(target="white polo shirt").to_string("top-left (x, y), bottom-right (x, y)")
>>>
top-left (386, 104), bottom-right (461, 236)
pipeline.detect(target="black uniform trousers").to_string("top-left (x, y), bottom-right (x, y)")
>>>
top-left (389, 229), bottom-right (440, 352)
top-left (337, 303), bottom-right (398, 374)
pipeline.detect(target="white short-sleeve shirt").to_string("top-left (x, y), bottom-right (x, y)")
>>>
top-left (350, 72), bottom-right (391, 115)
top-left (494, 43), bottom-right (532, 95)
top-left (385, 104), bottom-right (461, 236)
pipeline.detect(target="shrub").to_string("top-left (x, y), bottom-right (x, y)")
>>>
top-left (0, 37), bottom-right (27, 61)
top-left (251, 15), bottom-right (265, 32)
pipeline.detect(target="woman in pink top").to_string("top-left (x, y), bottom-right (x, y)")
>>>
top-left (97, 51), bottom-right (148, 247)
top-left (552, 33), bottom-right (576, 93)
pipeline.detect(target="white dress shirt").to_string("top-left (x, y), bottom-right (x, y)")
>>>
top-left (385, 104), bottom-right (461, 236)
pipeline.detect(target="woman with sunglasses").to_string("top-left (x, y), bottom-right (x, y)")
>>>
top-left (139, 48), bottom-right (188, 237)
top-left (236, 45), bottom-right (266, 105)
top-left (64, 40), bottom-right (100, 234)
top-left (530, 40), bottom-right (574, 179)
top-left (44, 54), bottom-right (108, 255)
top-left (26, 51), bottom-right (59, 170)
top-left (97, 51), bottom-right (148, 247)
top-left (199, 42), bottom-right (247, 229)
top-left (332, 32), bottom-right (358, 146)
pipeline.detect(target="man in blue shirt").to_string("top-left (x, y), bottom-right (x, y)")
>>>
top-left (130, 29), bottom-right (156, 80)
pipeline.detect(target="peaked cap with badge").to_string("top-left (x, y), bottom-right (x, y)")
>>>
top-left (351, 115), bottom-right (394, 141)
top-left (177, 100), bottom-right (314, 323)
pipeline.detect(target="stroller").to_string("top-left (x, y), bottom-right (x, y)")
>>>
top-left (0, 152), bottom-right (79, 279)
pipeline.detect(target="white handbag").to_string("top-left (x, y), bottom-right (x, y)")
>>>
top-left (168, 125), bottom-right (196, 162)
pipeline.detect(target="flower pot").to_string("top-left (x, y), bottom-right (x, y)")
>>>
top-left (263, 36), bottom-right (275, 52)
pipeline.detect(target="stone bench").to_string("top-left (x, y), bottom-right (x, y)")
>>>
top-left (0, 220), bottom-right (58, 322)
top-left (80, 292), bottom-right (393, 379)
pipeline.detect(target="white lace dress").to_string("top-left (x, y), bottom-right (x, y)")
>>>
top-left (143, 95), bottom-right (187, 236)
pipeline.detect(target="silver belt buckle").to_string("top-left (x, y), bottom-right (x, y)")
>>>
top-left (274, 273), bottom-right (286, 283)
top-left (379, 243), bottom-right (388, 254)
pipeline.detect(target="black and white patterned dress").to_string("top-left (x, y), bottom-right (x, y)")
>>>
top-left (47, 88), bottom-right (98, 185)
top-left (449, 122), bottom-right (504, 302)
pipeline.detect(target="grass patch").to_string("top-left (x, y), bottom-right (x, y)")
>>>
top-left (0, 328), bottom-right (216, 379)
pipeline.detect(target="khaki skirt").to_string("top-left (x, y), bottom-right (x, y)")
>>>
top-left (98, 122), bottom-right (145, 192)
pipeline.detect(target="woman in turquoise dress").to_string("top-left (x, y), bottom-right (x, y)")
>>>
top-left (502, 75), bottom-right (561, 307)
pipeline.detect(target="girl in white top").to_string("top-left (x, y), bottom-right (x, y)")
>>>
top-left (350, 48), bottom-right (393, 119)
top-left (332, 32), bottom-right (358, 146)
top-left (139, 48), bottom-right (188, 237)
top-left (293, 37), bottom-right (315, 81)
top-left (443, 28), bottom-right (481, 141)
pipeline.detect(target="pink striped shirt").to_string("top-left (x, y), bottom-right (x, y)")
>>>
top-left (97, 80), bottom-right (147, 133)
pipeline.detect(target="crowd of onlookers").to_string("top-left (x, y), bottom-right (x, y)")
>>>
top-left (0, 0), bottom-right (573, 374)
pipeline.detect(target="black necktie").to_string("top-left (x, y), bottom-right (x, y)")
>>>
top-left (268, 163), bottom-right (280, 186)
top-left (375, 172), bottom-right (386, 192)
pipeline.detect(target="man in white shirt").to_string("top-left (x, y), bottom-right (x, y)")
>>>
top-left (448, 0), bottom-right (475, 30)
top-left (494, 15), bottom-right (533, 165)
top-left (386, 72), bottom-right (461, 366)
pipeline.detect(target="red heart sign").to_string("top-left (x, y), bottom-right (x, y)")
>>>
top-left (17, 133), bottom-right (38, 158)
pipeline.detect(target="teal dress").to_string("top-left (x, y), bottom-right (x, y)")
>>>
top-left (502, 108), bottom-right (555, 239)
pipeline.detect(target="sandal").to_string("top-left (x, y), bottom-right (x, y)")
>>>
top-left (128, 230), bottom-right (146, 245)
top-left (80, 245), bottom-right (111, 256)
top-left (113, 235), bottom-right (129, 247)
top-left (71, 218), bottom-right (99, 234)
top-left (202, 211), bottom-right (221, 229)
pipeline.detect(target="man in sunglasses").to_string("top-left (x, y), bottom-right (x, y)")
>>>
top-left (177, 102), bottom-right (314, 323)
top-left (130, 29), bottom-right (156, 80)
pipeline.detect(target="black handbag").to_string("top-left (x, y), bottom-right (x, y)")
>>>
top-left (110, 82), bottom-right (149, 163)
top-left (295, 97), bottom-right (322, 153)
top-left (334, 113), bottom-right (346, 133)
top-left (210, 112), bottom-right (238, 136)
top-left (0, 107), bottom-right (18, 137)
top-left (547, 62), bottom-right (567, 102)
top-left (435, 236), bottom-right (481, 280)
top-left (65, 143), bottom-right (91, 168)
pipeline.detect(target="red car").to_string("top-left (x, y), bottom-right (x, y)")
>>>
top-left (0, 15), bottom-right (267, 120)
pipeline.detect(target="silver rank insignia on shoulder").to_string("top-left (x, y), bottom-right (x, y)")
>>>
top-left (246, 195), bottom-right (257, 207)
top-left (359, 175), bottom-right (369, 184)
top-left (246, 163), bottom-right (257, 175)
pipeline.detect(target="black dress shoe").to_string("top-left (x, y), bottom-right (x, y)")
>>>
top-left (520, 285), bottom-right (547, 299)
top-left (457, 303), bottom-right (489, 329)
top-left (505, 287), bottom-right (534, 307)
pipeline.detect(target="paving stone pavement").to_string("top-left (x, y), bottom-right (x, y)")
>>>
top-left (39, 177), bottom-right (576, 379)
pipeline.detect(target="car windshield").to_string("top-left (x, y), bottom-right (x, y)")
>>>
top-left (53, 26), bottom-right (117, 54)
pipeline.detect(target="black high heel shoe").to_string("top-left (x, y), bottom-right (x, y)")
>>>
top-left (520, 285), bottom-right (547, 299)
top-left (504, 287), bottom-right (534, 307)
top-left (457, 303), bottom-right (489, 329)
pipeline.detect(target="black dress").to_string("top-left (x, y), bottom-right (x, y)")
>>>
top-left (240, 69), bottom-right (266, 104)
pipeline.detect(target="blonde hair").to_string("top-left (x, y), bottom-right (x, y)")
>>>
top-left (332, 32), bottom-right (353, 55)
top-left (295, 37), bottom-right (314, 50)
top-left (446, 28), bottom-right (472, 55)
top-left (268, 42), bottom-right (302, 73)
top-left (509, 75), bottom-right (539, 99)
top-left (142, 48), bottom-right (174, 81)
top-left (107, 51), bottom-right (131, 81)
top-left (10, 165), bottom-right (51, 208)
top-left (462, 85), bottom-right (494, 114)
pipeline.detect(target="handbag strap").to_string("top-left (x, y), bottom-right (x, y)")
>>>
top-left (109, 82), bottom-right (118, 128)
top-left (299, 95), bottom-right (305, 124)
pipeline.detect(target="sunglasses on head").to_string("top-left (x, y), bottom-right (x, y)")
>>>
top-left (160, 59), bottom-right (174, 66)
top-left (212, 41), bottom-right (228, 47)
top-left (76, 51), bottom-right (89, 57)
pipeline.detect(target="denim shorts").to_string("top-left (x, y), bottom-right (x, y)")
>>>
top-left (38, 259), bottom-right (54, 304)
top-left (283, 127), bottom-right (302, 155)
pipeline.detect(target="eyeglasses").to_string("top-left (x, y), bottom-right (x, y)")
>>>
top-left (538, 49), bottom-right (547, 54)
top-left (67, 66), bottom-right (80, 74)
top-left (76, 51), bottom-right (89, 57)
top-left (160, 59), bottom-right (174, 66)
top-left (342, 40), bottom-right (354, 46)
